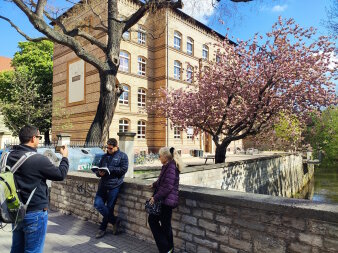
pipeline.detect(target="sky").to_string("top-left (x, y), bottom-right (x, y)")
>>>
top-left (0, 0), bottom-right (335, 58)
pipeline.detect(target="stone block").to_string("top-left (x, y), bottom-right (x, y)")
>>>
top-left (215, 215), bottom-right (232, 225)
top-left (193, 209), bottom-right (203, 217)
top-left (199, 219), bottom-right (218, 232)
top-left (186, 199), bottom-right (197, 207)
top-left (307, 220), bottom-right (327, 235)
top-left (228, 237), bottom-right (252, 251)
top-left (288, 242), bottom-right (311, 253)
top-left (202, 210), bottom-right (214, 220)
top-left (181, 215), bottom-right (197, 225)
top-left (185, 225), bottom-right (205, 236)
top-left (186, 242), bottom-right (197, 253)
top-left (219, 245), bottom-right (238, 253)
top-left (282, 216), bottom-right (305, 231)
top-left (178, 206), bottom-right (191, 214)
top-left (196, 246), bottom-right (212, 253)
top-left (233, 219), bottom-right (265, 232)
top-left (178, 231), bottom-right (193, 241)
top-left (298, 233), bottom-right (322, 248)
top-left (327, 224), bottom-right (338, 238)
top-left (206, 230), bottom-right (228, 244)
top-left (265, 225), bottom-right (296, 239)
top-left (253, 235), bottom-right (286, 253)
top-left (324, 237), bottom-right (338, 251)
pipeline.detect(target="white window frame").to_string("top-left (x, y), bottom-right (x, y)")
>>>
top-left (138, 26), bottom-right (146, 45)
top-left (202, 45), bottom-right (209, 60)
top-left (187, 37), bottom-right (193, 55)
top-left (138, 88), bottom-right (146, 107)
top-left (119, 85), bottom-right (129, 105)
top-left (138, 57), bottom-right (146, 76)
top-left (137, 121), bottom-right (146, 139)
top-left (174, 60), bottom-right (181, 80)
top-left (174, 31), bottom-right (181, 50)
top-left (119, 119), bottom-right (129, 133)
top-left (174, 127), bottom-right (181, 139)
top-left (187, 65), bottom-right (193, 83)
top-left (119, 51), bottom-right (129, 72)
top-left (187, 127), bottom-right (193, 139)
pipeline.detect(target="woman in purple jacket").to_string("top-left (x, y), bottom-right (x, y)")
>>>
top-left (148, 147), bottom-right (183, 253)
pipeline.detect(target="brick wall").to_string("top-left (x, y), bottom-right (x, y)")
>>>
top-left (50, 172), bottom-right (338, 253)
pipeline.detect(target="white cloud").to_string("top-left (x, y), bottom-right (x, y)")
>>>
top-left (181, 0), bottom-right (217, 24)
top-left (271, 5), bottom-right (288, 12)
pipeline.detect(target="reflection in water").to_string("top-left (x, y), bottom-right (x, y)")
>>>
top-left (311, 166), bottom-right (338, 204)
top-left (300, 165), bottom-right (338, 204)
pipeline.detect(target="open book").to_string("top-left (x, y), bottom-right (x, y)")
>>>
top-left (91, 166), bottom-right (110, 175)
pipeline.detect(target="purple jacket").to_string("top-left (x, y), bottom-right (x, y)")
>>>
top-left (153, 160), bottom-right (180, 208)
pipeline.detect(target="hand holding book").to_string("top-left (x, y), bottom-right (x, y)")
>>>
top-left (91, 166), bottom-right (110, 176)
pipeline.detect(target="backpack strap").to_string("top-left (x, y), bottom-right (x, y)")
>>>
top-left (0, 151), bottom-right (10, 172)
top-left (11, 152), bottom-right (36, 174)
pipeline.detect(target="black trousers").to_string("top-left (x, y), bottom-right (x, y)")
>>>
top-left (148, 204), bottom-right (174, 253)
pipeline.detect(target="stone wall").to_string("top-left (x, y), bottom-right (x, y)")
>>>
top-left (50, 172), bottom-right (338, 253)
top-left (140, 154), bottom-right (314, 198)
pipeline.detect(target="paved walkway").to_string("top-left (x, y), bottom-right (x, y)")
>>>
top-left (0, 211), bottom-right (158, 253)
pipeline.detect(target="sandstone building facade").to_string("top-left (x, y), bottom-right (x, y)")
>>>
top-left (52, 0), bottom-right (242, 154)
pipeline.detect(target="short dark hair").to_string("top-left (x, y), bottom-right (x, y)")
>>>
top-left (19, 125), bottom-right (39, 144)
top-left (107, 138), bottom-right (118, 147)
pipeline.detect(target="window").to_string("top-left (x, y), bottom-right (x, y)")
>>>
top-left (187, 127), bottom-right (193, 139)
top-left (174, 60), bottom-right (181, 80)
top-left (138, 26), bottom-right (146, 44)
top-left (122, 30), bottom-right (130, 40)
top-left (119, 51), bottom-right (130, 72)
top-left (137, 121), bottom-right (146, 139)
top-left (187, 37), bottom-right (193, 55)
top-left (138, 57), bottom-right (146, 76)
top-left (174, 31), bottom-right (181, 50)
top-left (174, 127), bottom-right (181, 139)
top-left (216, 55), bottom-right (220, 63)
top-left (187, 65), bottom-right (193, 83)
top-left (119, 119), bottom-right (129, 132)
top-left (138, 88), bottom-right (146, 107)
top-left (119, 85), bottom-right (129, 105)
top-left (202, 44), bottom-right (209, 60)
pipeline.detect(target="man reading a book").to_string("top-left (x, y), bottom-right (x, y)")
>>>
top-left (93, 138), bottom-right (129, 238)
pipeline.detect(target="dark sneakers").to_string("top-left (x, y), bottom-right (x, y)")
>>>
top-left (95, 229), bottom-right (106, 239)
top-left (112, 217), bottom-right (121, 235)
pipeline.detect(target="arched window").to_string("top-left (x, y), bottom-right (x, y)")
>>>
top-left (138, 57), bottom-right (146, 76)
top-left (187, 65), bottom-right (193, 83)
top-left (138, 88), bottom-right (146, 107)
top-left (137, 120), bottom-right (146, 139)
top-left (174, 60), bottom-right (182, 80)
top-left (174, 31), bottom-right (182, 50)
top-left (202, 44), bottom-right (209, 60)
top-left (119, 85), bottom-right (129, 105)
top-left (119, 51), bottom-right (130, 72)
top-left (119, 119), bottom-right (129, 132)
top-left (187, 37), bottom-right (194, 55)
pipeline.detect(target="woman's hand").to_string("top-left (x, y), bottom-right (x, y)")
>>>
top-left (149, 197), bottom-right (155, 205)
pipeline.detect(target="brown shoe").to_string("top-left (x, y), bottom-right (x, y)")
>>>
top-left (112, 217), bottom-right (121, 235)
top-left (95, 229), bottom-right (106, 239)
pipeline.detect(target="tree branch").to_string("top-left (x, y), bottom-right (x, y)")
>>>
top-left (0, 15), bottom-right (48, 42)
top-left (123, 0), bottom-right (183, 33)
top-left (35, 0), bottom-right (47, 17)
top-left (9, 0), bottom-right (107, 72)
top-left (66, 28), bottom-right (107, 52)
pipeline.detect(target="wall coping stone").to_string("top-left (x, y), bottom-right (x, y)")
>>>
top-left (66, 171), bottom-right (338, 223)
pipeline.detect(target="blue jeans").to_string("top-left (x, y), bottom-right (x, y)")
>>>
top-left (94, 186), bottom-right (120, 231)
top-left (11, 210), bottom-right (48, 253)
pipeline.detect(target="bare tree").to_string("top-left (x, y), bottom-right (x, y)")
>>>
top-left (0, 0), bottom-right (256, 143)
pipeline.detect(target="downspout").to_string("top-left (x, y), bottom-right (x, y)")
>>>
top-left (166, 8), bottom-right (169, 147)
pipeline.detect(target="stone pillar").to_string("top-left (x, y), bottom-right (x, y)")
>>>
top-left (117, 132), bottom-right (136, 178)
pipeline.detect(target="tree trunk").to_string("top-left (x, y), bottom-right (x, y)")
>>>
top-left (44, 129), bottom-right (50, 145)
top-left (85, 72), bottom-right (118, 144)
top-left (215, 141), bottom-right (231, 164)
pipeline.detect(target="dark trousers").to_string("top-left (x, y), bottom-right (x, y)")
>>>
top-left (148, 204), bottom-right (174, 253)
top-left (94, 186), bottom-right (120, 231)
